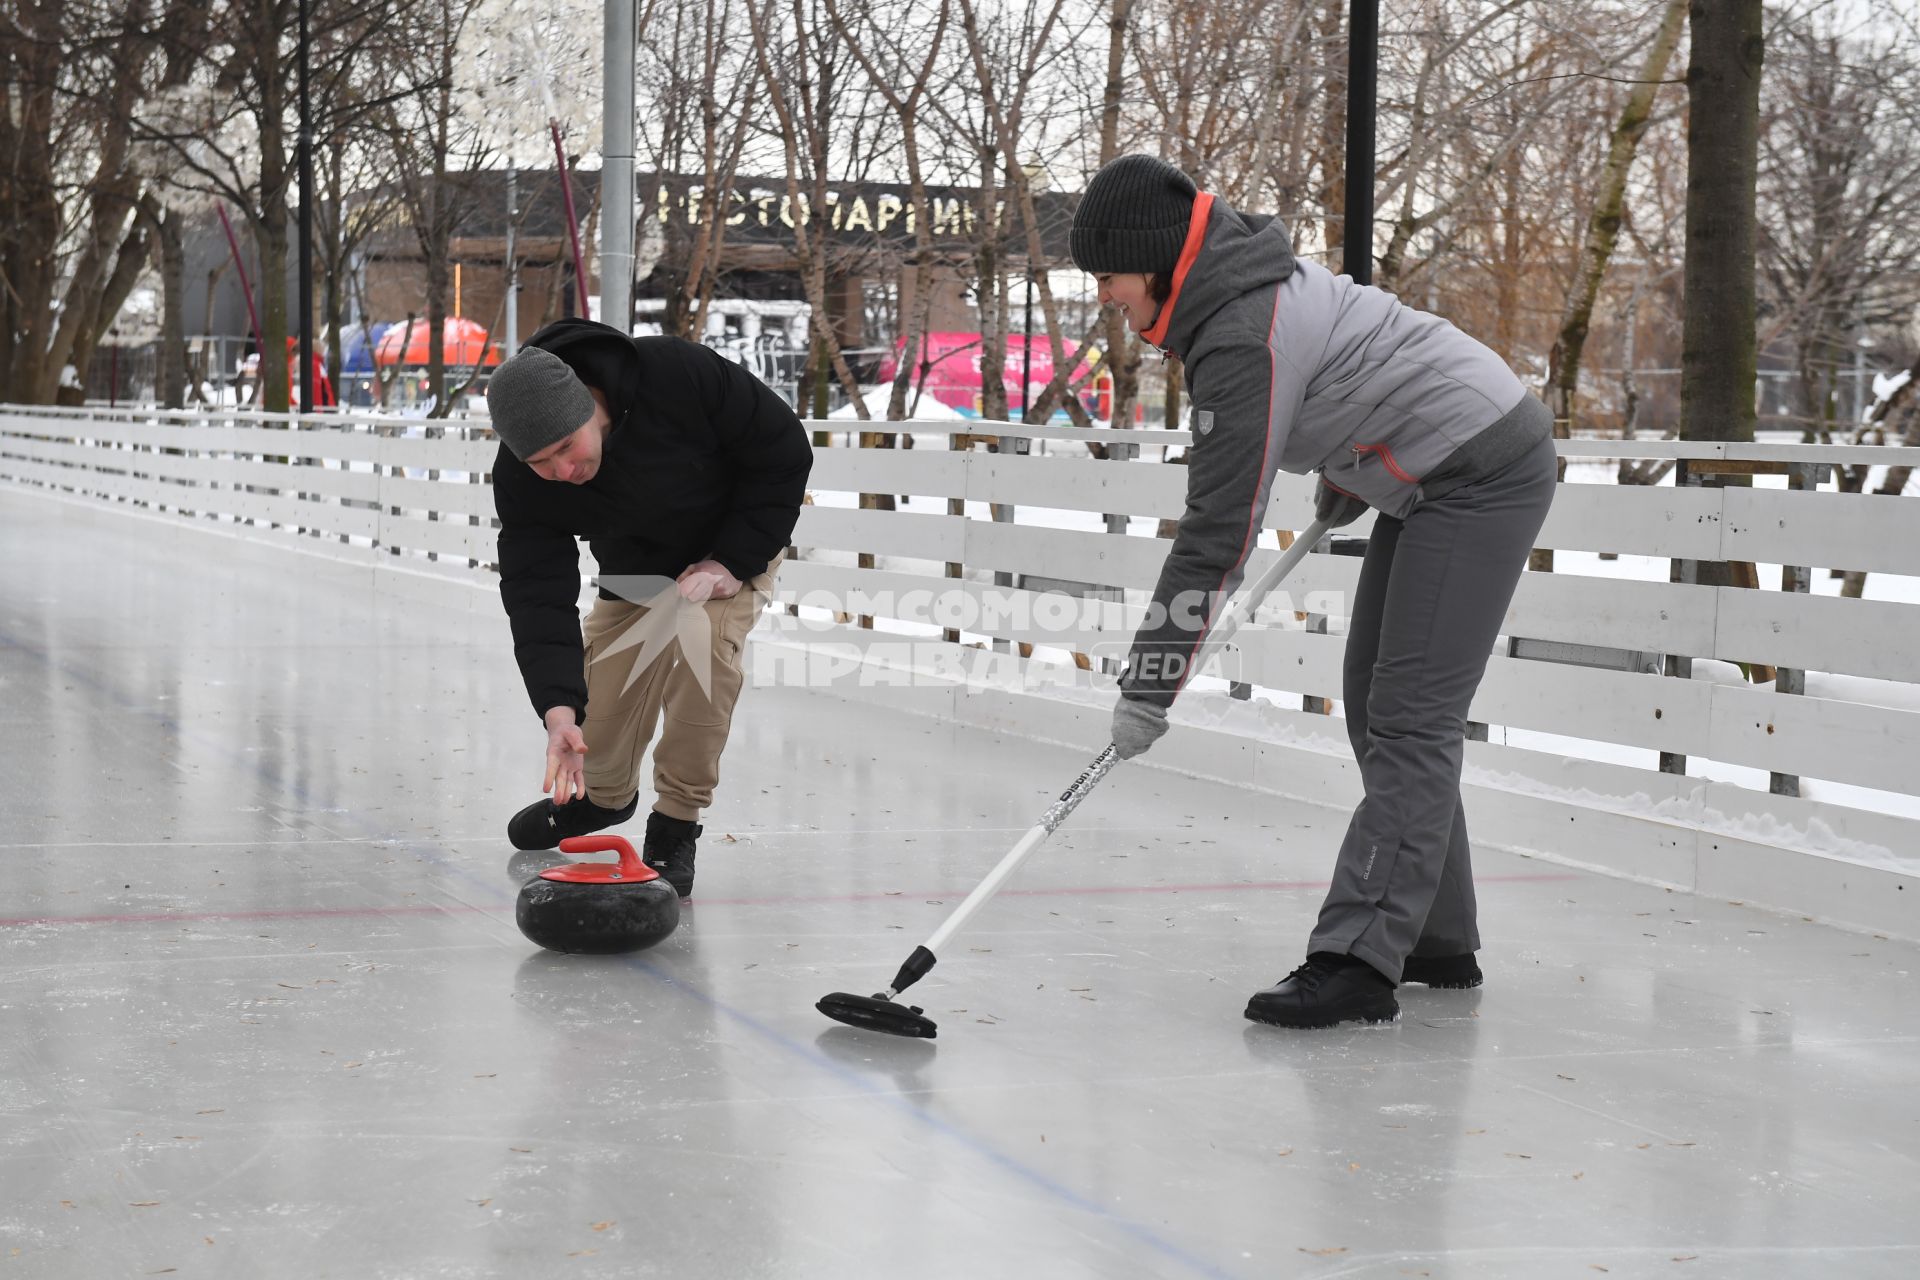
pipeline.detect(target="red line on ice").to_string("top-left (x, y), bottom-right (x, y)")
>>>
top-left (0, 874), bottom-right (1577, 928)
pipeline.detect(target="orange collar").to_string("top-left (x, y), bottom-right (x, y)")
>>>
top-left (1139, 191), bottom-right (1215, 349)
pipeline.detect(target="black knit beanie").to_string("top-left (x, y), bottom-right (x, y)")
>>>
top-left (1069, 154), bottom-right (1199, 275)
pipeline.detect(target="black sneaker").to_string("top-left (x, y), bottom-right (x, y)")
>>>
top-left (1245, 952), bottom-right (1399, 1028)
top-left (1401, 953), bottom-right (1483, 989)
top-left (507, 793), bottom-right (639, 851)
top-left (643, 811), bottom-right (702, 899)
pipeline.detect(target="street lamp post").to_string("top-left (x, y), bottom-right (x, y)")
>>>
top-left (1343, 0), bottom-right (1378, 285)
top-left (601, 0), bottom-right (637, 332)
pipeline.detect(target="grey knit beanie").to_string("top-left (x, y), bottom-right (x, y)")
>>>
top-left (1069, 154), bottom-right (1199, 276)
top-left (486, 346), bottom-right (596, 460)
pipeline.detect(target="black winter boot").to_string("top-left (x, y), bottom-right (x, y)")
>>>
top-left (507, 793), bottom-right (639, 851)
top-left (1400, 953), bottom-right (1483, 989)
top-left (643, 811), bottom-right (702, 899)
top-left (1244, 952), bottom-right (1399, 1028)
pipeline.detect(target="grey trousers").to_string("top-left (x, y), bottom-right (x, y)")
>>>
top-left (1307, 435), bottom-right (1559, 983)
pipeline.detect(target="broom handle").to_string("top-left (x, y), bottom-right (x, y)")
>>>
top-left (918, 518), bottom-right (1334, 960)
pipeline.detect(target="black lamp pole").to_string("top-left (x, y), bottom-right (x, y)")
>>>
top-left (1342, 0), bottom-right (1378, 286)
top-left (297, 0), bottom-right (315, 412)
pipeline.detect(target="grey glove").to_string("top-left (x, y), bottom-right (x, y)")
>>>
top-left (1111, 696), bottom-right (1169, 760)
top-left (1314, 475), bottom-right (1368, 528)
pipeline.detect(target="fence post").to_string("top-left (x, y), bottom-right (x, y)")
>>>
top-left (1767, 461), bottom-right (1825, 798)
top-left (1659, 457), bottom-right (1697, 777)
top-left (986, 433), bottom-right (1015, 654)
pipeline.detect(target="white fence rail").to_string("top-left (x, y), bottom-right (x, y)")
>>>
top-left (3, 404), bottom-right (1916, 936)
top-left (0, 406), bottom-right (502, 587)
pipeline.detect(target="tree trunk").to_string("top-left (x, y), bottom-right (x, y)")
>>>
top-left (885, 116), bottom-right (939, 425)
top-left (196, 264), bottom-right (227, 403)
top-left (1317, 0), bottom-right (1347, 259)
top-left (425, 224), bottom-right (450, 414)
top-left (1494, 142), bottom-right (1522, 363)
top-left (258, 208), bottom-right (292, 414)
top-left (1680, 0), bottom-right (1763, 592)
top-left (976, 198), bottom-right (1009, 422)
top-left (251, 0), bottom-right (292, 415)
top-left (322, 136), bottom-right (348, 396)
top-left (1099, 0), bottom-right (1140, 430)
top-left (145, 198), bottom-right (189, 409)
top-left (1682, 0), bottom-right (1763, 447)
top-left (0, 6), bottom-right (62, 402)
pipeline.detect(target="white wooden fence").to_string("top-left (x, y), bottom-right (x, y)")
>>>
top-left (3, 404), bottom-right (1916, 937)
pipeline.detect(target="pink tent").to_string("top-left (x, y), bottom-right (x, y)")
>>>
top-left (874, 332), bottom-right (1102, 418)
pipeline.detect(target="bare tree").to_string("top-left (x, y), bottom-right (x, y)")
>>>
top-left (306, 9), bottom-right (408, 397)
top-left (314, 130), bottom-right (400, 398)
top-left (747, 0), bottom-right (884, 418)
top-left (1756, 7), bottom-right (1920, 441)
top-left (1544, 0), bottom-right (1687, 432)
top-left (1370, 0), bottom-right (1583, 292)
top-left (0, 1), bottom-right (208, 404)
top-left (1125, 0), bottom-right (1304, 430)
top-left (954, 0), bottom-right (1102, 428)
top-left (376, 0), bottom-right (498, 416)
top-left (134, 0), bottom-right (400, 412)
top-left (636, 0), bottom-right (761, 340)
top-left (822, 0), bottom-right (952, 424)
top-left (1521, 0), bottom-right (1688, 568)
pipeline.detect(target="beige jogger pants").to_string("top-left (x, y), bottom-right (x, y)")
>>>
top-left (580, 555), bottom-right (782, 821)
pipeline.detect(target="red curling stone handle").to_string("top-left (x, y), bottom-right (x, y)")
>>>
top-left (538, 835), bottom-right (661, 884)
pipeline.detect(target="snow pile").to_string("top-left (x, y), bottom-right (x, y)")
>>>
top-left (1466, 760), bottom-right (1912, 874)
top-left (826, 387), bottom-right (970, 422)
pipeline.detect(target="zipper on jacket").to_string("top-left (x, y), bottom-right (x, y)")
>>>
top-left (1352, 443), bottom-right (1419, 485)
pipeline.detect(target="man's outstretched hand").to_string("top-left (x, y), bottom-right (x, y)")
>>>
top-left (543, 707), bottom-right (589, 805)
top-left (676, 559), bottom-right (742, 603)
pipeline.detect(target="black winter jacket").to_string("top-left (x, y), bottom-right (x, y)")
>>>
top-left (492, 319), bottom-right (812, 723)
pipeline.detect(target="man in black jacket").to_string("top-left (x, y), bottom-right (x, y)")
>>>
top-left (488, 318), bottom-right (812, 898)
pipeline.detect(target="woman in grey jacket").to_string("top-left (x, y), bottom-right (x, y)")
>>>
top-left (1071, 154), bottom-right (1559, 1029)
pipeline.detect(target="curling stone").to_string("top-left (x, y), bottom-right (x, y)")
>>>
top-left (515, 835), bottom-right (680, 954)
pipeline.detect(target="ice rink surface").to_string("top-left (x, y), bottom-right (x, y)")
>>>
top-left (3, 491), bottom-right (1917, 1279)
